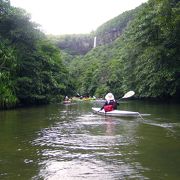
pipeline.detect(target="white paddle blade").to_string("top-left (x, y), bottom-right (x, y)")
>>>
top-left (122, 91), bottom-right (135, 99)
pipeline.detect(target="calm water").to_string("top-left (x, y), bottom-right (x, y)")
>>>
top-left (0, 100), bottom-right (180, 180)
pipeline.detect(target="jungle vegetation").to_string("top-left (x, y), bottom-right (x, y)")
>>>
top-left (0, 0), bottom-right (73, 109)
top-left (57, 0), bottom-right (180, 99)
top-left (0, 0), bottom-right (179, 109)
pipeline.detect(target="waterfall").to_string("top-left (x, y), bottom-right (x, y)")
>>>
top-left (93, 36), bottom-right (96, 48)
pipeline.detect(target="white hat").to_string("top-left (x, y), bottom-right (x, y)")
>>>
top-left (105, 93), bottom-right (114, 101)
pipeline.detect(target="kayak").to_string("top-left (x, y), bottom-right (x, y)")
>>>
top-left (63, 100), bottom-right (71, 104)
top-left (92, 107), bottom-right (139, 117)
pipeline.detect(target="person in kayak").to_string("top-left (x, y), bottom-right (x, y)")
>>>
top-left (100, 92), bottom-right (119, 112)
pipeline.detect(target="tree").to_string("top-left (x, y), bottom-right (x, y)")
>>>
top-left (0, 1), bottom-right (72, 108)
top-left (0, 38), bottom-right (17, 108)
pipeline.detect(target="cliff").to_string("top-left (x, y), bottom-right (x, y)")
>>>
top-left (50, 6), bottom-right (141, 55)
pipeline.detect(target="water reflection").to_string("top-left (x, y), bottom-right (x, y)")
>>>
top-left (104, 117), bottom-right (115, 136)
top-left (33, 108), bottom-right (146, 179)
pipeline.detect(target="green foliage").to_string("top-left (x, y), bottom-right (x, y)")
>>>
top-left (0, 38), bottom-right (17, 108)
top-left (121, 0), bottom-right (180, 98)
top-left (68, 44), bottom-right (124, 97)
top-left (0, 1), bottom-right (72, 109)
top-left (64, 0), bottom-right (179, 100)
top-left (16, 40), bottom-right (69, 104)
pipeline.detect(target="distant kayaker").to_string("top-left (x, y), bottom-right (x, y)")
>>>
top-left (65, 96), bottom-right (69, 101)
top-left (100, 92), bottom-right (119, 112)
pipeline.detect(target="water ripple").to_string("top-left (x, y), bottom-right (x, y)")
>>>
top-left (32, 112), bottom-right (146, 179)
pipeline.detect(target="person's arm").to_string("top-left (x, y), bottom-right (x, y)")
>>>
top-left (100, 101), bottom-right (107, 110)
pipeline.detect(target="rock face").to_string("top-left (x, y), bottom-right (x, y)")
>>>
top-left (95, 9), bottom-right (138, 46)
top-left (56, 28), bottom-right (122, 55)
top-left (95, 28), bottom-right (122, 46)
top-left (56, 35), bottom-right (94, 55)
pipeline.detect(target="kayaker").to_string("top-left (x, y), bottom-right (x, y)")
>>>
top-left (100, 92), bottom-right (119, 112)
top-left (65, 96), bottom-right (69, 101)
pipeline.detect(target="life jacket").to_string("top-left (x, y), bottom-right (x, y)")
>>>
top-left (104, 104), bottom-right (113, 112)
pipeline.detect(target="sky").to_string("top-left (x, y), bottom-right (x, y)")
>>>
top-left (10, 0), bottom-right (148, 35)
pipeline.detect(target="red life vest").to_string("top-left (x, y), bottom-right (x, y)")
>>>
top-left (104, 105), bottom-right (113, 112)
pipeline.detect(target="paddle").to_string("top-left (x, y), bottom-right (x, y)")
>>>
top-left (120, 90), bottom-right (135, 99)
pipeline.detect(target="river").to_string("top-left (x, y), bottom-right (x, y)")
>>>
top-left (0, 100), bottom-right (180, 180)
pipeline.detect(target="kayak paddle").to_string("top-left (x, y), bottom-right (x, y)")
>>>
top-left (121, 91), bottom-right (135, 99)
